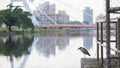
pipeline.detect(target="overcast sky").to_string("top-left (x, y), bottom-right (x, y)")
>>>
top-left (0, 0), bottom-right (106, 22)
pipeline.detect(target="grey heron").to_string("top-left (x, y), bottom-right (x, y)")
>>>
top-left (78, 47), bottom-right (90, 56)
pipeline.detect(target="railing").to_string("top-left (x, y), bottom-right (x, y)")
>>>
top-left (96, 17), bottom-right (120, 67)
top-left (97, 41), bottom-right (120, 53)
top-left (39, 24), bottom-right (96, 28)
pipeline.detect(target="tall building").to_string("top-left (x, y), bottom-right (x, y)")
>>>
top-left (38, 1), bottom-right (55, 14)
top-left (57, 10), bottom-right (69, 23)
top-left (83, 7), bottom-right (93, 24)
top-left (33, 1), bottom-right (69, 24)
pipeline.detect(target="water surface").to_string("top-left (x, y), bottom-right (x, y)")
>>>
top-left (0, 33), bottom-right (97, 68)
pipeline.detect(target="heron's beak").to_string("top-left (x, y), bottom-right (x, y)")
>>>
top-left (77, 48), bottom-right (80, 50)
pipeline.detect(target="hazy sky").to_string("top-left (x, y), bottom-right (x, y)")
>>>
top-left (0, 0), bottom-right (106, 22)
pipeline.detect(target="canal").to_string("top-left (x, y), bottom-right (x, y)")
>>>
top-left (0, 31), bottom-right (101, 68)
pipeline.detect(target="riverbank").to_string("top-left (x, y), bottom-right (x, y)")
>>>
top-left (0, 28), bottom-right (68, 36)
top-left (0, 27), bottom-right (95, 36)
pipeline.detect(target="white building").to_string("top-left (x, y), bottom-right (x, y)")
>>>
top-left (96, 14), bottom-right (106, 20)
top-left (33, 1), bottom-right (69, 24)
top-left (56, 11), bottom-right (69, 23)
top-left (37, 1), bottom-right (55, 14)
top-left (83, 7), bottom-right (93, 24)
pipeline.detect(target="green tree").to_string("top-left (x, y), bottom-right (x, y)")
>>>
top-left (83, 21), bottom-right (90, 25)
top-left (69, 21), bottom-right (82, 24)
top-left (57, 22), bottom-right (64, 24)
top-left (0, 4), bottom-right (34, 32)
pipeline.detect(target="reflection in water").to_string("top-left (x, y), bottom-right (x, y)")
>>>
top-left (0, 35), bottom-right (34, 68)
top-left (0, 32), bottom-right (97, 68)
top-left (0, 35), bottom-right (33, 57)
top-left (35, 36), bottom-right (69, 57)
top-left (83, 36), bottom-right (93, 50)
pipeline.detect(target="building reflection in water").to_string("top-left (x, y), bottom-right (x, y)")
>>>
top-left (35, 36), bottom-right (69, 57)
top-left (83, 36), bottom-right (93, 50)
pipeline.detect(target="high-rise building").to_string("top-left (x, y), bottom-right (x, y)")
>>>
top-left (83, 7), bottom-right (93, 24)
top-left (33, 1), bottom-right (69, 24)
top-left (38, 1), bottom-right (55, 14)
top-left (56, 10), bottom-right (69, 23)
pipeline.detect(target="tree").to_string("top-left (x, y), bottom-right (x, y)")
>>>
top-left (83, 21), bottom-right (90, 25)
top-left (0, 11), bottom-right (5, 25)
top-left (57, 21), bottom-right (64, 24)
top-left (0, 4), bottom-right (34, 32)
top-left (69, 21), bottom-right (83, 24)
top-left (0, 4), bottom-right (19, 31)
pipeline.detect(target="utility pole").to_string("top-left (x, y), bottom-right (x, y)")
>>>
top-left (106, 0), bottom-right (111, 68)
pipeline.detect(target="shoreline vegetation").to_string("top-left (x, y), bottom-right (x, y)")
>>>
top-left (0, 27), bottom-right (92, 36)
top-left (0, 27), bottom-right (68, 35)
top-left (0, 26), bottom-right (88, 36)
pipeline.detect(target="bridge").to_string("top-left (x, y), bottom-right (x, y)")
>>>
top-left (39, 24), bottom-right (96, 29)
top-left (10, 0), bottom-right (97, 29)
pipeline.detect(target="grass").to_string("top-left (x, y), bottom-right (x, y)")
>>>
top-left (39, 28), bottom-right (67, 35)
top-left (0, 27), bottom-right (40, 32)
top-left (0, 27), bottom-right (68, 36)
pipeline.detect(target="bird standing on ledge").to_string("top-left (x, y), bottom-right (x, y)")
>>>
top-left (78, 47), bottom-right (90, 56)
